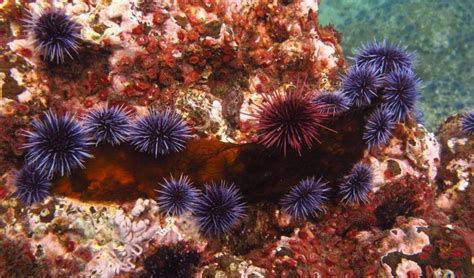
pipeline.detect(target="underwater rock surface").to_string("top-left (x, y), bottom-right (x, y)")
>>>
top-left (0, 0), bottom-right (472, 277)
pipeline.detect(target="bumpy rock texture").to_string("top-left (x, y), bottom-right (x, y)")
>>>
top-left (0, 0), bottom-right (472, 277)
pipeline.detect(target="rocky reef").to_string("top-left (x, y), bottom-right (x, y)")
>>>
top-left (0, 0), bottom-right (472, 277)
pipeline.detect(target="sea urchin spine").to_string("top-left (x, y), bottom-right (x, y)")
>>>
top-left (256, 84), bottom-right (333, 156)
top-left (83, 105), bottom-right (131, 146)
top-left (280, 176), bottom-right (329, 220)
top-left (353, 40), bottom-right (415, 74)
top-left (128, 108), bottom-right (192, 158)
top-left (341, 65), bottom-right (383, 108)
top-left (461, 111), bottom-right (474, 134)
top-left (155, 174), bottom-right (199, 216)
top-left (23, 110), bottom-right (93, 178)
top-left (193, 181), bottom-right (246, 236)
top-left (312, 90), bottom-right (350, 115)
top-left (382, 68), bottom-right (420, 122)
top-left (14, 165), bottom-right (52, 206)
top-left (363, 107), bottom-right (396, 149)
top-left (339, 163), bottom-right (374, 205)
top-left (25, 8), bottom-right (81, 64)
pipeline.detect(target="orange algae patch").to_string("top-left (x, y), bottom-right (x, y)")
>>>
top-left (53, 113), bottom-right (367, 203)
top-left (53, 139), bottom-right (245, 203)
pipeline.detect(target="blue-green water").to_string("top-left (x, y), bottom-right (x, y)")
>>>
top-left (319, 0), bottom-right (474, 130)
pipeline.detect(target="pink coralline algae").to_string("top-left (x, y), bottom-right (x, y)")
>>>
top-left (5, 0), bottom-right (343, 144)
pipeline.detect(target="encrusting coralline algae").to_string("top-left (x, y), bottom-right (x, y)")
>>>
top-left (0, 0), bottom-right (472, 276)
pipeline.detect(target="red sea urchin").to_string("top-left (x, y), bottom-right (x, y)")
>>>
top-left (255, 84), bottom-right (334, 156)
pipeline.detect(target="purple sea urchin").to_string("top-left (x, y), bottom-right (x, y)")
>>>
top-left (128, 108), bottom-right (192, 158)
top-left (363, 107), bottom-right (395, 149)
top-left (193, 181), bottom-right (246, 236)
top-left (14, 165), bottom-right (52, 205)
top-left (256, 84), bottom-right (333, 156)
top-left (280, 176), bottom-right (329, 220)
top-left (23, 110), bottom-right (93, 177)
top-left (339, 163), bottom-right (373, 205)
top-left (83, 105), bottom-right (131, 146)
top-left (25, 9), bottom-right (81, 64)
top-left (312, 90), bottom-right (350, 115)
top-left (353, 40), bottom-right (415, 74)
top-left (461, 111), bottom-right (474, 134)
top-left (341, 65), bottom-right (383, 108)
top-left (155, 174), bottom-right (199, 216)
top-left (382, 68), bottom-right (420, 122)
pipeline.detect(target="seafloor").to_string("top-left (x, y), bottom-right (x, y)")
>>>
top-left (0, 0), bottom-right (473, 277)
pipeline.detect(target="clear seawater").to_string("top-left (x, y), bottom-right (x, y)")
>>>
top-left (319, 0), bottom-right (474, 130)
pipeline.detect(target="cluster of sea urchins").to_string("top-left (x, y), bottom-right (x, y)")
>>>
top-left (154, 164), bottom-right (373, 231)
top-left (254, 39), bottom-right (421, 156)
top-left (15, 106), bottom-right (191, 206)
top-left (281, 162), bottom-right (374, 220)
top-left (155, 174), bottom-right (247, 236)
top-left (339, 40), bottom-right (421, 149)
